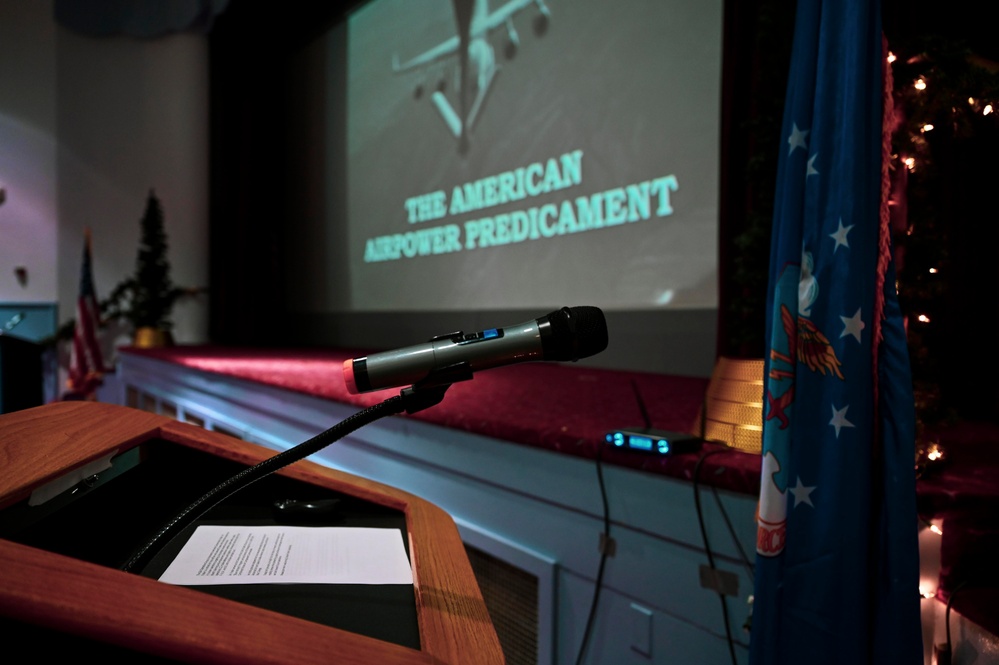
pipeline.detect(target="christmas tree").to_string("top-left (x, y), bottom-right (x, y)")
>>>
top-left (105, 190), bottom-right (198, 333)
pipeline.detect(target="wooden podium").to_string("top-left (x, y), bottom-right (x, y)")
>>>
top-left (0, 333), bottom-right (43, 414)
top-left (0, 401), bottom-right (504, 664)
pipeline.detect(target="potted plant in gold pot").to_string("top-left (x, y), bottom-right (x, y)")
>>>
top-left (104, 189), bottom-right (202, 347)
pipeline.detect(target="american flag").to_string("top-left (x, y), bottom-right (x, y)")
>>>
top-left (67, 228), bottom-right (107, 397)
top-left (749, 1), bottom-right (923, 663)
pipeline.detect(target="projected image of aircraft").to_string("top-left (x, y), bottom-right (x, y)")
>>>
top-left (392, 0), bottom-right (551, 153)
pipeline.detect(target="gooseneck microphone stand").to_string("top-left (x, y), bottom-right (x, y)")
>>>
top-left (120, 364), bottom-right (473, 575)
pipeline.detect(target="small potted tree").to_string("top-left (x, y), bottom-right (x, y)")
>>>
top-left (104, 189), bottom-right (201, 347)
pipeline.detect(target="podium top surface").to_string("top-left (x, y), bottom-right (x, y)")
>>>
top-left (0, 401), bottom-right (503, 665)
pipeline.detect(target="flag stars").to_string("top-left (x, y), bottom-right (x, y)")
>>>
top-left (788, 123), bottom-right (810, 154)
top-left (829, 219), bottom-right (853, 252)
top-left (840, 308), bottom-right (865, 342)
top-left (830, 404), bottom-right (855, 438)
top-left (806, 153), bottom-right (820, 177)
top-left (789, 476), bottom-right (816, 508)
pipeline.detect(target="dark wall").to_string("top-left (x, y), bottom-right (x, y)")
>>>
top-left (207, 2), bottom-right (360, 346)
top-left (715, 0), bottom-right (795, 359)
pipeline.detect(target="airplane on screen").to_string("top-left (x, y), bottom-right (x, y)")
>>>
top-left (392, 0), bottom-right (551, 153)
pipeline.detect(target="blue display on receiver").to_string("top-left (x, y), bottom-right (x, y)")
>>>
top-left (604, 428), bottom-right (701, 455)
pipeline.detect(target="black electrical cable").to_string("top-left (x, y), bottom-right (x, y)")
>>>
top-left (944, 580), bottom-right (969, 661)
top-left (575, 443), bottom-right (611, 665)
top-left (710, 484), bottom-right (755, 582)
top-left (693, 448), bottom-right (738, 665)
top-left (696, 391), bottom-right (747, 658)
top-left (630, 378), bottom-right (653, 429)
top-left (594, 381), bottom-right (746, 664)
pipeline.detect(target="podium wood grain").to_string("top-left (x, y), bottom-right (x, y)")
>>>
top-left (0, 401), bottom-right (504, 664)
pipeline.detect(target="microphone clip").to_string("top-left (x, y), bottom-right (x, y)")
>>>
top-left (398, 362), bottom-right (474, 414)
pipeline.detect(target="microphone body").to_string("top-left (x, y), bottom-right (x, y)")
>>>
top-left (343, 306), bottom-right (607, 394)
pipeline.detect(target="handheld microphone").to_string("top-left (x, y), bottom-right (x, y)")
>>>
top-left (343, 306), bottom-right (608, 394)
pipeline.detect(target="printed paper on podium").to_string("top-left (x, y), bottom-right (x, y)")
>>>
top-left (158, 525), bottom-right (414, 586)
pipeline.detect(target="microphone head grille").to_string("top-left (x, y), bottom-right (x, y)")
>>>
top-left (545, 306), bottom-right (608, 361)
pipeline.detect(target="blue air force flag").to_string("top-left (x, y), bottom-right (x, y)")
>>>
top-left (749, 1), bottom-right (923, 663)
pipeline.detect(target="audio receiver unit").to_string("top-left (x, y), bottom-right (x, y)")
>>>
top-left (604, 428), bottom-right (702, 455)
